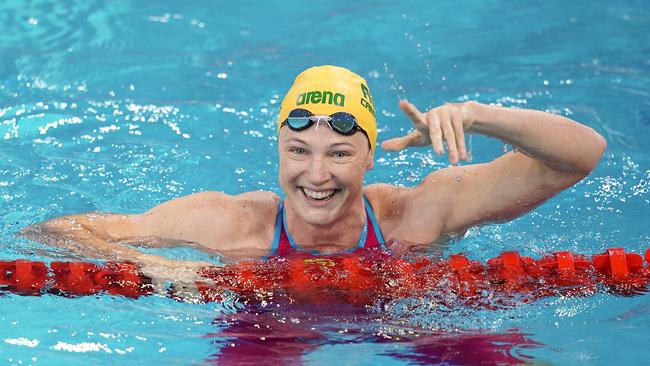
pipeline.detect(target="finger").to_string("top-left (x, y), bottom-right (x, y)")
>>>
top-left (426, 110), bottom-right (444, 155)
top-left (150, 277), bottom-right (171, 295)
top-left (440, 107), bottom-right (459, 165)
top-left (450, 106), bottom-right (467, 160)
top-left (399, 100), bottom-right (428, 132)
top-left (381, 130), bottom-right (429, 151)
top-left (169, 283), bottom-right (205, 304)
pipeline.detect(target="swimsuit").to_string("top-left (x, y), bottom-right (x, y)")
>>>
top-left (269, 195), bottom-right (388, 256)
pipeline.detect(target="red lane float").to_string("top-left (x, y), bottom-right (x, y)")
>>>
top-left (0, 260), bottom-right (152, 298)
top-left (1, 248), bottom-right (650, 306)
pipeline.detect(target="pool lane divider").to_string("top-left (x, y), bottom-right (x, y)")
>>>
top-left (0, 260), bottom-right (151, 298)
top-left (1, 247), bottom-right (650, 306)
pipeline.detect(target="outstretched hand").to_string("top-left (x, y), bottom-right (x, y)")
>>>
top-left (137, 254), bottom-right (216, 303)
top-left (381, 100), bottom-right (474, 165)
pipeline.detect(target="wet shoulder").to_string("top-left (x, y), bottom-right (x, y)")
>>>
top-left (192, 190), bottom-right (279, 221)
top-left (363, 184), bottom-right (405, 229)
top-left (203, 190), bottom-right (280, 251)
top-left (363, 180), bottom-right (450, 243)
top-left (233, 190), bottom-right (281, 217)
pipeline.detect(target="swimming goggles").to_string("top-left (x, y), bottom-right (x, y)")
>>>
top-left (281, 108), bottom-right (366, 136)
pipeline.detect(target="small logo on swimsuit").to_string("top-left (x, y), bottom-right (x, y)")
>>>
top-left (303, 258), bottom-right (336, 267)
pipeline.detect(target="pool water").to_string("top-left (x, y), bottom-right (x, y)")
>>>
top-left (1, 0), bottom-right (649, 364)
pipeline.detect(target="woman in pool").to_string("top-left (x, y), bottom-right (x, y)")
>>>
top-left (24, 65), bottom-right (606, 282)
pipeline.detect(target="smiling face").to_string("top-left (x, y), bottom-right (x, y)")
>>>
top-left (278, 122), bottom-right (374, 226)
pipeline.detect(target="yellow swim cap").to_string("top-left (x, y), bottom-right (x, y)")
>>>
top-left (278, 65), bottom-right (377, 153)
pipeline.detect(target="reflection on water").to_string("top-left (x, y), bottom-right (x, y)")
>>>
top-left (205, 304), bottom-right (541, 365)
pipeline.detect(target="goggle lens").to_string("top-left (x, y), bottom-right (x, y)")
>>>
top-left (286, 116), bottom-right (311, 129)
top-left (286, 109), bottom-right (313, 130)
top-left (330, 112), bottom-right (356, 134)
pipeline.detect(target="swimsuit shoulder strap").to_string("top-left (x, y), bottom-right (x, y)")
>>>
top-left (362, 194), bottom-right (387, 251)
top-left (269, 201), bottom-right (293, 257)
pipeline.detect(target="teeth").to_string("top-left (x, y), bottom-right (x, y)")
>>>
top-left (302, 188), bottom-right (336, 200)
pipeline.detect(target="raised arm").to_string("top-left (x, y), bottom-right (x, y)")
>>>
top-left (380, 100), bottom-right (606, 240)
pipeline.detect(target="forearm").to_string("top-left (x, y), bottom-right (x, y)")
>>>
top-left (21, 215), bottom-right (215, 300)
top-left (465, 101), bottom-right (607, 174)
top-left (21, 215), bottom-right (147, 262)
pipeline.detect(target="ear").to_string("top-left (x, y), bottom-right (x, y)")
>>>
top-left (365, 152), bottom-right (374, 171)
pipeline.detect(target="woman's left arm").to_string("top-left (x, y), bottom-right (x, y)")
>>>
top-left (381, 100), bottom-right (606, 238)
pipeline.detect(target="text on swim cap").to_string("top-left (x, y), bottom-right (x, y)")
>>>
top-left (296, 91), bottom-right (345, 107)
top-left (360, 83), bottom-right (376, 117)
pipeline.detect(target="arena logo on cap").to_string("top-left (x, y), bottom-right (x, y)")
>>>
top-left (296, 90), bottom-right (345, 107)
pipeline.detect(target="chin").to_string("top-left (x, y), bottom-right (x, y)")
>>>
top-left (295, 193), bottom-right (348, 226)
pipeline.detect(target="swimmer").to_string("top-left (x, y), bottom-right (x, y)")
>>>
top-left (22, 65), bottom-right (606, 285)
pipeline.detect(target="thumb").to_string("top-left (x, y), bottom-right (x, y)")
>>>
top-left (168, 282), bottom-right (207, 304)
top-left (381, 131), bottom-right (428, 151)
top-left (381, 137), bottom-right (409, 152)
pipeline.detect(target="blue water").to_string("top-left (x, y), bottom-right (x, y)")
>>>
top-left (1, 0), bottom-right (649, 364)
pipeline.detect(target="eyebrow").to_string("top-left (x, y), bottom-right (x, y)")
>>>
top-left (329, 142), bottom-right (355, 149)
top-left (284, 137), bottom-right (355, 149)
top-left (285, 137), bottom-right (308, 145)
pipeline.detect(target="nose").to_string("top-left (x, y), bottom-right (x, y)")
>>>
top-left (306, 156), bottom-right (331, 186)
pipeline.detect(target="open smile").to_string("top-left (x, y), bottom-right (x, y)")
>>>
top-left (300, 187), bottom-right (341, 202)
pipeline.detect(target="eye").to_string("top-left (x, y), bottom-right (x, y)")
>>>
top-left (332, 151), bottom-right (352, 159)
top-left (289, 147), bottom-right (307, 156)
